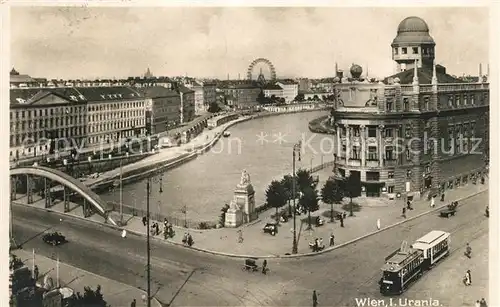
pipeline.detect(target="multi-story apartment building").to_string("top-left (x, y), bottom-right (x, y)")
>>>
top-left (330, 16), bottom-right (489, 200)
top-left (9, 86), bottom-right (148, 159)
top-left (139, 86), bottom-right (182, 135)
top-left (203, 81), bottom-right (217, 108)
top-left (221, 83), bottom-right (261, 109)
top-left (263, 83), bottom-right (283, 98)
top-left (176, 84), bottom-right (195, 124)
top-left (185, 81), bottom-right (205, 115)
top-left (83, 87), bottom-right (147, 145)
top-left (9, 88), bottom-right (88, 160)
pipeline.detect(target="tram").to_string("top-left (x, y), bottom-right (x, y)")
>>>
top-left (380, 230), bottom-right (451, 295)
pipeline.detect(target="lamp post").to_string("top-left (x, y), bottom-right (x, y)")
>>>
top-left (292, 140), bottom-right (301, 254)
top-left (145, 174), bottom-right (163, 307)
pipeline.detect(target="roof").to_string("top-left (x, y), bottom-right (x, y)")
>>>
top-left (191, 81), bottom-right (203, 87)
top-left (383, 66), bottom-right (463, 84)
top-left (263, 84), bottom-right (283, 90)
top-left (277, 80), bottom-right (298, 85)
top-left (177, 84), bottom-right (194, 94)
top-left (10, 86), bottom-right (143, 105)
top-left (392, 16), bottom-right (434, 45)
top-left (138, 86), bottom-right (179, 98)
top-left (381, 249), bottom-right (422, 272)
top-left (414, 230), bottom-right (449, 245)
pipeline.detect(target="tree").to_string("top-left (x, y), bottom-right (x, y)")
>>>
top-left (266, 180), bottom-right (287, 224)
top-left (299, 186), bottom-right (319, 229)
top-left (219, 203), bottom-right (230, 227)
top-left (296, 168), bottom-right (315, 193)
top-left (294, 93), bottom-right (305, 102)
top-left (321, 179), bottom-right (344, 222)
top-left (342, 175), bottom-right (362, 216)
top-left (280, 175), bottom-right (295, 217)
top-left (68, 285), bottom-right (109, 307)
top-left (313, 95), bottom-right (319, 101)
top-left (257, 90), bottom-right (267, 104)
top-left (208, 102), bottom-right (221, 113)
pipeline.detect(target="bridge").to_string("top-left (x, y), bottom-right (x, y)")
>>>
top-left (10, 166), bottom-right (117, 225)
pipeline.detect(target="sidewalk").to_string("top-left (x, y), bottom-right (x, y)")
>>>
top-left (11, 249), bottom-right (161, 307)
top-left (123, 179), bottom-right (488, 257)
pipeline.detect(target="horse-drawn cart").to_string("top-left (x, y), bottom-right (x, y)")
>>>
top-left (439, 202), bottom-right (458, 218)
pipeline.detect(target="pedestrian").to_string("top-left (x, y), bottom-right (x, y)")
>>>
top-left (430, 196), bottom-right (435, 208)
top-left (441, 193), bottom-right (445, 201)
top-left (481, 177), bottom-right (485, 184)
top-left (34, 265), bottom-right (39, 282)
top-left (329, 233), bottom-right (335, 246)
top-left (262, 259), bottom-right (267, 274)
top-left (475, 300), bottom-right (481, 307)
top-left (480, 298), bottom-right (487, 307)
top-left (463, 269), bottom-right (471, 286)
top-left (319, 238), bottom-right (324, 250)
top-left (465, 243), bottom-right (472, 258)
top-left (402, 207), bottom-right (406, 218)
top-left (406, 200), bottom-right (412, 209)
top-left (131, 298), bottom-right (136, 307)
top-left (339, 215), bottom-right (344, 228)
top-left (142, 216), bottom-right (147, 226)
top-left (376, 218), bottom-right (381, 230)
top-left (312, 290), bottom-right (318, 307)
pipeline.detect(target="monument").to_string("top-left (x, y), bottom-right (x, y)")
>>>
top-left (224, 170), bottom-right (258, 228)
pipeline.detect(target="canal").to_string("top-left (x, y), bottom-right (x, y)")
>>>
top-left (99, 111), bottom-right (335, 223)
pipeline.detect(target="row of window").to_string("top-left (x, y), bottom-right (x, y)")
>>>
top-left (393, 46), bottom-right (434, 56)
top-left (88, 111), bottom-right (143, 122)
top-left (340, 126), bottom-right (398, 138)
top-left (88, 100), bottom-right (145, 112)
top-left (10, 127), bottom-right (85, 147)
top-left (10, 100), bottom-right (147, 120)
top-left (88, 119), bottom-right (144, 134)
top-left (339, 145), bottom-right (397, 161)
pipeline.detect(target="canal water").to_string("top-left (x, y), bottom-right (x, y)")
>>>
top-left (99, 111), bottom-right (335, 223)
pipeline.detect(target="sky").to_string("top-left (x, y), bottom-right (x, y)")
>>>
top-left (10, 6), bottom-right (489, 80)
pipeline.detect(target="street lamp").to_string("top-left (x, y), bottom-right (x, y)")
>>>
top-left (145, 174), bottom-right (163, 307)
top-left (292, 140), bottom-right (301, 254)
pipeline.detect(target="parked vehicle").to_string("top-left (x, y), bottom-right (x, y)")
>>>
top-left (42, 232), bottom-right (67, 246)
top-left (242, 258), bottom-right (259, 272)
top-left (263, 223), bottom-right (278, 236)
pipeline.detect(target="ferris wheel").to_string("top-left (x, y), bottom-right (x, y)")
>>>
top-left (247, 58), bottom-right (277, 82)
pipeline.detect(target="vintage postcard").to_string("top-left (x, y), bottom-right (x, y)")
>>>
top-left (2, 3), bottom-right (497, 307)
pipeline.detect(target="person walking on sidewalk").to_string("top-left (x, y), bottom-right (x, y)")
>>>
top-left (262, 259), bottom-right (267, 275)
top-left (376, 218), bottom-right (381, 230)
top-left (480, 298), bottom-right (487, 307)
top-left (430, 196), bottom-right (435, 208)
top-left (402, 207), bottom-right (406, 218)
top-left (475, 300), bottom-right (480, 307)
top-left (130, 298), bottom-right (136, 307)
top-left (312, 290), bottom-right (318, 307)
top-left (329, 233), bottom-right (335, 246)
top-left (465, 243), bottom-right (472, 259)
top-left (339, 215), bottom-right (344, 227)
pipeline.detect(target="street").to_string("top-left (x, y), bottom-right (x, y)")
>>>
top-left (12, 191), bottom-right (488, 306)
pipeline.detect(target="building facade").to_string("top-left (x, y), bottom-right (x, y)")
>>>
top-left (330, 16), bottom-right (489, 200)
top-left (139, 86), bottom-right (182, 135)
top-left (9, 89), bottom-right (87, 160)
top-left (276, 81), bottom-right (299, 103)
top-left (203, 81), bottom-right (217, 108)
top-left (9, 86), bottom-right (148, 160)
top-left (176, 84), bottom-right (195, 124)
top-left (186, 81), bottom-right (205, 115)
top-left (263, 83), bottom-right (283, 98)
top-left (221, 84), bottom-right (262, 109)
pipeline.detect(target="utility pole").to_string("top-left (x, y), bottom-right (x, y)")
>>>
top-left (146, 178), bottom-right (151, 307)
top-left (120, 158), bottom-right (123, 225)
top-left (292, 140), bottom-right (301, 254)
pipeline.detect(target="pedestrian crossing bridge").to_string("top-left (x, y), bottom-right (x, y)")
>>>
top-left (10, 166), bottom-right (117, 226)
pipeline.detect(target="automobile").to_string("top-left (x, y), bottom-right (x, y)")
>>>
top-left (42, 232), bottom-right (67, 246)
top-left (263, 223), bottom-right (278, 236)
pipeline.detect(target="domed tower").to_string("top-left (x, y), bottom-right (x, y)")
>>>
top-left (392, 16), bottom-right (435, 72)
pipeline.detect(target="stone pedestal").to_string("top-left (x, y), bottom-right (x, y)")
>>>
top-left (224, 169), bottom-right (258, 227)
top-left (224, 202), bottom-right (243, 228)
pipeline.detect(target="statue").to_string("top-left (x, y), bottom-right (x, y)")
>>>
top-left (240, 169), bottom-right (251, 186)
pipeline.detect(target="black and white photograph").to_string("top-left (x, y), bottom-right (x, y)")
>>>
top-left (2, 3), bottom-right (497, 307)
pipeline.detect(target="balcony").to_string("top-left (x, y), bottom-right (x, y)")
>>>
top-left (438, 83), bottom-right (488, 92)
